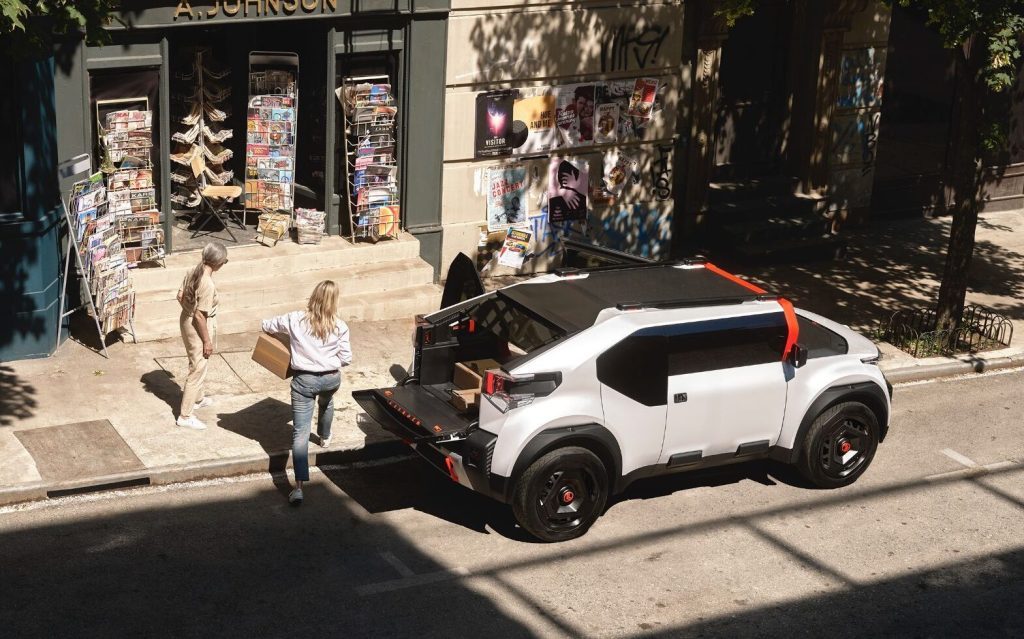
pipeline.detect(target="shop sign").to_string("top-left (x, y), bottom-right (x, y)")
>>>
top-left (174, 0), bottom-right (339, 21)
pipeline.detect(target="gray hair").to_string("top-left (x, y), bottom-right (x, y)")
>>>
top-left (201, 242), bottom-right (228, 267)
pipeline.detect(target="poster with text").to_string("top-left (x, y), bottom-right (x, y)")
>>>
top-left (547, 157), bottom-right (589, 224)
top-left (486, 165), bottom-right (529, 231)
top-left (475, 90), bottom-right (517, 157)
top-left (498, 228), bottom-right (532, 269)
top-left (554, 84), bottom-right (595, 148)
top-left (511, 94), bottom-right (557, 156)
top-left (594, 103), bottom-right (619, 144)
top-left (626, 78), bottom-right (659, 119)
top-left (602, 151), bottom-right (638, 197)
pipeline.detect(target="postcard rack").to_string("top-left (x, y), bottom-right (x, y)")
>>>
top-left (341, 75), bottom-right (400, 243)
top-left (56, 161), bottom-right (137, 359)
top-left (245, 51), bottom-right (299, 225)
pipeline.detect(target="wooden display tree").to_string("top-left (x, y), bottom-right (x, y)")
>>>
top-left (171, 47), bottom-right (234, 209)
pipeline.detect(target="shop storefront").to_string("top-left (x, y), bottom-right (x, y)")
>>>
top-left (54, 0), bottom-right (448, 260)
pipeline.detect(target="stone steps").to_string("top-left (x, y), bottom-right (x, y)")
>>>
top-left (129, 233), bottom-right (441, 342)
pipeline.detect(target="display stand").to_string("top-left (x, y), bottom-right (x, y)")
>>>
top-left (55, 157), bottom-right (137, 358)
top-left (341, 75), bottom-right (400, 243)
top-left (171, 48), bottom-right (235, 209)
top-left (97, 100), bottom-right (167, 268)
top-left (245, 52), bottom-right (299, 227)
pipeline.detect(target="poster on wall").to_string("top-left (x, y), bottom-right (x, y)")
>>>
top-left (626, 78), bottom-right (659, 119)
top-left (475, 90), bottom-right (517, 158)
top-left (498, 228), bottom-right (532, 269)
top-left (602, 151), bottom-right (638, 197)
top-left (594, 103), bottom-right (619, 144)
top-left (486, 165), bottom-right (529, 231)
top-left (511, 94), bottom-right (557, 155)
top-left (554, 84), bottom-right (595, 147)
top-left (548, 157), bottom-right (589, 224)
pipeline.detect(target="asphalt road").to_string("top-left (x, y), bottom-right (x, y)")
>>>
top-left (2, 368), bottom-right (1023, 638)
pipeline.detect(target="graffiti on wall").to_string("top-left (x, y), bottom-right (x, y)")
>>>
top-left (601, 24), bottom-right (671, 73)
top-left (650, 144), bottom-right (673, 201)
top-left (837, 47), bottom-right (885, 109)
top-left (831, 110), bottom-right (881, 174)
top-left (592, 202), bottom-right (671, 259)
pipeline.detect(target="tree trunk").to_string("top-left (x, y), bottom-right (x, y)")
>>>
top-left (935, 34), bottom-right (986, 333)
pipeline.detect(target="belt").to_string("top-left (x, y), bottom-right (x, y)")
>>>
top-left (292, 369), bottom-right (337, 376)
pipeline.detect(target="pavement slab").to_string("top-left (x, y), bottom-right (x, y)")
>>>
top-left (15, 420), bottom-right (144, 482)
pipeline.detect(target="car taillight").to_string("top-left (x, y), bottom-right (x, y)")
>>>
top-left (482, 370), bottom-right (561, 414)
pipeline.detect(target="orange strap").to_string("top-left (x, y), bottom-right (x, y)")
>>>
top-left (778, 297), bottom-right (799, 360)
top-left (704, 262), bottom-right (766, 294)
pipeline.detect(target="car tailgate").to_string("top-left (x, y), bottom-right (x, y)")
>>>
top-left (352, 386), bottom-right (473, 443)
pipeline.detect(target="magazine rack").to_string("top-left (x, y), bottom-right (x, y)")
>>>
top-left (244, 51), bottom-right (299, 227)
top-left (341, 75), bottom-right (400, 243)
top-left (56, 155), bottom-right (137, 359)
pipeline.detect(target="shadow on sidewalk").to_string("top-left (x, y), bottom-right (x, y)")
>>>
top-left (140, 369), bottom-right (181, 416)
top-left (0, 364), bottom-right (36, 427)
top-left (215, 397), bottom-right (293, 497)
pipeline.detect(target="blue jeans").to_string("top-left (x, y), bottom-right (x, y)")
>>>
top-left (290, 372), bottom-right (341, 482)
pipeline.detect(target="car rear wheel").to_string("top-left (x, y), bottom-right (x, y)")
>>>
top-left (512, 447), bottom-right (608, 542)
top-left (797, 401), bottom-right (879, 488)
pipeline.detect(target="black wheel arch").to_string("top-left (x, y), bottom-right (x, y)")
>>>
top-left (508, 424), bottom-right (623, 500)
top-left (780, 381), bottom-right (890, 465)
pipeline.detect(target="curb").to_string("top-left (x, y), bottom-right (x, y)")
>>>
top-left (881, 352), bottom-right (1024, 384)
top-left (0, 438), bottom-right (409, 508)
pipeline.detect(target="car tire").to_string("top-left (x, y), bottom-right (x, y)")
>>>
top-left (797, 401), bottom-right (880, 489)
top-left (512, 446), bottom-right (608, 543)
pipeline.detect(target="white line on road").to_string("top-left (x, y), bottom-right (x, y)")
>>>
top-left (941, 449), bottom-right (978, 468)
top-left (924, 459), bottom-right (1020, 482)
top-left (380, 551), bottom-right (415, 578)
top-left (356, 566), bottom-right (471, 596)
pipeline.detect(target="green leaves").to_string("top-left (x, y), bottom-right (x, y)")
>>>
top-left (0, 0), bottom-right (118, 58)
top-left (0, 1), bottom-right (31, 32)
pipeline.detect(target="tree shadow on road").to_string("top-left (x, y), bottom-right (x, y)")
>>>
top-left (0, 364), bottom-right (36, 427)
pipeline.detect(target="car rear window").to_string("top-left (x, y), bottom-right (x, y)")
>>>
top-left (472, 293), bottom-right (565, 354)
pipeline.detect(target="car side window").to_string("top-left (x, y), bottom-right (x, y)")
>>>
top-left (796, 315), bottom-right (849, 358)
top-left (668, 312), bottom-right (788, 375)
top-left (596, 329), bottom-right (667, 407)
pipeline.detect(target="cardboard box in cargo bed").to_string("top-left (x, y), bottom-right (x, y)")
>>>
top-left (450, 358), bottom-right (501, 411)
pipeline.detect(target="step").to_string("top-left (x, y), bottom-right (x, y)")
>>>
top-left (132, 283), bottom-right (443, 342)
top-left (719, 216), bottom-right (832, 244)
top-left (131, 233), bottom-right (422, 292)
top-left (732, 234), bottom-right (846, 261)
top-left (707, 176), bottom-right (800, 204)
top-left (135, 257), bottom-right (435, 320)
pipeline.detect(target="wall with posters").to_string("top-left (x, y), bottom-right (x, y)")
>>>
top-left (440, 0), bottom-right (686, 276)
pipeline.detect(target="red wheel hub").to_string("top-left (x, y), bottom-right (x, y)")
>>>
top-left (561, 489), bottom-right (575, 504)
top-left (839, 440), bottom-right (852, 454)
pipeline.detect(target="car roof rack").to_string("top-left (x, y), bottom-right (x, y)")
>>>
top-left (616, 294), bottom-right (779, 312)
top-left (553, 258), bottom-right (706, 278)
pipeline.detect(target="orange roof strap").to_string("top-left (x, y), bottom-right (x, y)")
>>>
top-left (778, 297), bottom-right (799, 360)
top-left (704, 262), bottom-right (767, 295)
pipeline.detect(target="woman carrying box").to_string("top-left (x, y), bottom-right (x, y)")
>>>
top-left (261, 280), bottom-right (352, 505)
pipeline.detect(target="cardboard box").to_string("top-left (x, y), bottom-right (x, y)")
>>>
top-left (453, 358), bottom-right (502, 391)
top-left (252, 333), bottom-right (291, 379)
top-left (450, 388), bottom-right (479, 412)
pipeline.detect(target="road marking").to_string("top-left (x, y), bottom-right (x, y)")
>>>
top-left (380, 551), bottom-right (415, 578)
top-left (925, 459), bottom-right (1020, 482)
top-left (356, 566), bottom-right (470, 596)
top-left (940, 449), bottom-right (978, 468)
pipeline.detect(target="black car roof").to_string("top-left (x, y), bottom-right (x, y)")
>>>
top-left (497, 263), bottom-right (770, 333)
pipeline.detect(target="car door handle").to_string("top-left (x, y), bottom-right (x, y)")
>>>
top-left (674, 393), bottom-right (687, 403)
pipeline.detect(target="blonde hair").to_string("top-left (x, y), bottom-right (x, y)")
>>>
top-left (305, 280), bottom-right (340, 341)
top-left (181, 242), bottom-right (227, 312)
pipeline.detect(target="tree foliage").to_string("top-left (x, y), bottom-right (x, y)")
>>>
top-left (0, 0), bottom-right (118, 57)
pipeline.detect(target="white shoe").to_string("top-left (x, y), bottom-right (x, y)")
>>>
top-left (320, 435), bottom-right (332, 448)
top-left (193, 397), bottom-right (214, 410)
top-left (176, 415), bottom-right (207, 430)
top-left (289, 488), bottom-right (303, 504)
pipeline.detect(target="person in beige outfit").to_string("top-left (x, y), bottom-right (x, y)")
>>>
top-left (176, 242), bottom-right (228, 430)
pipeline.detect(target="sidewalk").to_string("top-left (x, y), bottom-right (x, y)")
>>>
top-left (1, 210), bottom-right (1021, 507)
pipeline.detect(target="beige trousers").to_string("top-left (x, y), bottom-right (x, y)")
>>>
top-left (179, 310), bottom-right (218, 418)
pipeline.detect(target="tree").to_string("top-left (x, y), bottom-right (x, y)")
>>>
top-left (713, 0), bottom-right (1023, 333)
top-left (0, 1), bottom-right (117, 58)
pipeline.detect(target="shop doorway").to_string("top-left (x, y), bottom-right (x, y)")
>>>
top-left (167, 21), bottom-right (329, 252)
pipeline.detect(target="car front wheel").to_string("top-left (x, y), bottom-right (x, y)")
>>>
top-left (797, 401), bottom-right (880, 488)
top-left (512, 447), bottom-right (608, 542)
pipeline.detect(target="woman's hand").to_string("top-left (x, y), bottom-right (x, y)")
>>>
top-left (203, 340), bottom-right (214, 358)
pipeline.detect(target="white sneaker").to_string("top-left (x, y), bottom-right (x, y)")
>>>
top-left (176, 415), bottom-right (207, 430)
top-left (320, 435), bottom-right (332, 448)
top-left (289, 488), bottom-right (303, 504)
top-left (193, 397), bottom-right (214, 410)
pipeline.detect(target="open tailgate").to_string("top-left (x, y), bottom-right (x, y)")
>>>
top-left (353, 386), bottom-right (474, 443)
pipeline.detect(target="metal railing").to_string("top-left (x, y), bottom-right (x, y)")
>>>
top-left (875, 305), bottom-right (1013, 358)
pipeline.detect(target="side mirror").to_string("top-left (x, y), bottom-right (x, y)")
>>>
top-left (789, 344), bottom-right (808, 368)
